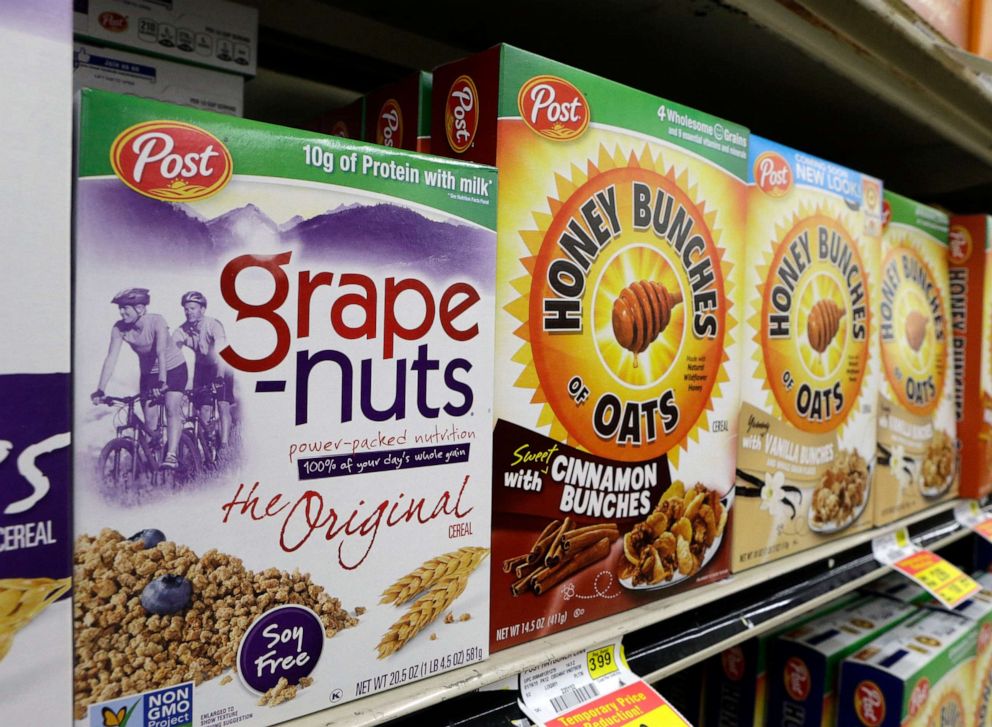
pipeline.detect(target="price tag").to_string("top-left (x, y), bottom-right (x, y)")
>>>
top-left (518, 641), bottom-right (693, 726)
top-left (954, 500), bottom-right (992, 543)
top-left (872, 527), bottom-right (980, 609)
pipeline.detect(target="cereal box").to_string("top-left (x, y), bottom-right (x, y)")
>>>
top-left (949, 215), bottom-right (992, 499)
top-left (837, 604), bottom-right (987, 727)
top-left (733, 136), bottom-right (883, 571)
top-left (74, 41), bottom-right (244, 116)
top-left (312, 97), bottom-right (365, 140)
top-left (74, 0), bottom-right (257, 76)
top-left (363, 71), bottom-right (432, 153)
top-left (431, 44), bottom-right (747, 651)
top-left (862, 571), bottom-right (932, 606)
top-left (875, 192), bottom-right (956, 525)
top-left (703, 593), bottom-right (862, 726)
top-left (0, 2), bottom-right (73, 723)
top-left (766, 596), bottom-right (917, 726)
top-left (900, 0), bottom-right (972, 47)
top-left (73, 89), bottom-right (496, 725)
top-left (970, 572), bottom-right (992, 726)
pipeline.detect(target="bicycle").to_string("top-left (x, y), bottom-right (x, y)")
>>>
top-left (98, 394), bottom-right (201, 494)
top-left (183, 384), bottom-right (224, 470)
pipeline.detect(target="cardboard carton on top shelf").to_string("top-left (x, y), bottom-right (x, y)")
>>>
top-left (732, 135), bottom-right (883, 572)
top-left (874, 192), bottom-right (957, 525)
top-left (431, 43), bottom-right (746, 652)
top-left (363, 71), bottom-right (432, 153)
top-left (73, 89), bottom-right (497, 725)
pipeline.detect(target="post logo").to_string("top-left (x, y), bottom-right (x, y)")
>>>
top-left (784, 657), bottom-right (811, 701)
top-left (721, 646), bottom-right (746, 681)
top-left (376, 99), bottom-right (403, 148)
top-left (754, 151), bottom-right (793, 197)
top-left (908, 677), bottom-right (929, 717)
top-left (949, 224), bottom-right (973, 265)
top-left (110, 121), bottom-right (233, 202)
top-left (518, 75), bottom-right (589, 141)
top-left (98, 12), bottom-right (128, 32)
top-left (330, 120), bottom-right (350, 138)
top-left (445, 75), bottom-right (478, 153)
top-left (855, 680), bottom-right (886, 726)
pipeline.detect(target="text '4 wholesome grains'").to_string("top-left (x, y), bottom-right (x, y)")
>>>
top-left (73, 89), bottom-right (496, 725)
top-left (432, 44), bottom-right (746, 651)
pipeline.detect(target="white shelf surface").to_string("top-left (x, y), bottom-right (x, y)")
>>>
top-left (286, 499), bottom-right (968, 726)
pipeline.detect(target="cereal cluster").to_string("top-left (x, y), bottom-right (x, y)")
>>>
top-left (73, 529), bottom-right (356, 718)
top-left (923, 430), bottom-right (955, 491)
top-left (811, 449), bottom-right (868, 527)
top-left (619, 482), bottom-right (727, 586)
top-left (258, 675), bottom-right (314, 707)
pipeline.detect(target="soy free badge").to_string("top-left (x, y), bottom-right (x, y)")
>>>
top-left (237, 605), bottom-right (324, 694)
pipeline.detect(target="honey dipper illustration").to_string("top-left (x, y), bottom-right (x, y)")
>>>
top-left (905, 310), bottom-right (928, 352)
top-left (612, 281), bottom-right (683, 366)
top-left (807, 299), bottom-right (845, 353)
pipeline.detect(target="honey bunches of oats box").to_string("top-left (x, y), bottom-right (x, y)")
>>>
top-left (73, 89), bottom-right (496, 726)
top-left (733, 136), bottom-right (883, 571)
top-left (875, 192), bottom-right (956, 525)
top-left (0, 3), bottom-right (72, 723)
top-left (432, 44), bottom-right (746, 652)
top-left (948, 215), bottom-right (992, 499)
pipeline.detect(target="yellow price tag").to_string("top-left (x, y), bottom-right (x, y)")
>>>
top-left (633, 704), bottom-right (694, 726)
top-left (587, 645), bottom-right (619, 680)
top-left (895, 528), bottom-right (910, 548)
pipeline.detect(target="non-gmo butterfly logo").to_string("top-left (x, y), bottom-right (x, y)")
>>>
top-left (101, 702), bottom-right (138, 727)
top-left (110, 121), bottom-right (233, 202)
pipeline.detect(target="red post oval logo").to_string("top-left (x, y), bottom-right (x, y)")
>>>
top-left (376, 99), bottom-right (404, 148)
top-left (98, 11), bottom-right (128, 32)
top-left (445, 75), bottom-right (478, 153)
top-left (949, 224), bottom-right (973, 265)
top-left (754, 151), bottom-right (793, 197)
top-left (110, 121), bottom-right (233, 202)
top-left (517, 75), bottom-right (589, 141)
top-left (330, 120), bottom-right (350, 138)
top-left (909, 677), bottom-right (930, 716)
top-left (784, 657), bottom-right (811, 701)
top-left (721, 646), bottom-right (746, 682)
top-left (855, 681), bottom-right (886, 726)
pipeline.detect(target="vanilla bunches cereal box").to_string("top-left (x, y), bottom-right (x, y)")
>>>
top-left (837, 599), bottom-right (992, 727)
top-left (0, 2), bottom-right (73, 724)
top-left (733, 137), bottom-right (883, 570)
top-left (431, 44), bottom-right (746, 651)
top-left (73, 90), bottom-right (496, 726)
top-left (875, 192), bottom-right (956, 525)
top-left (948, 215), bottom-right (992, 499)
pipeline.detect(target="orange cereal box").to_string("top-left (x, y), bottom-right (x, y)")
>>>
top-left (431, 44), bottom-right (747, 651)
top-left (733, 137), bottom-right (883, 571)
top-left (949, 215), bottom-right (992, 499)
top-left (874, 192), bottom-right (957, 525)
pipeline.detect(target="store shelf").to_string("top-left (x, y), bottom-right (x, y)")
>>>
top-left (239, 0), bottom-right (992, 211)
top-left (285, 499), bottom-right (980, 727)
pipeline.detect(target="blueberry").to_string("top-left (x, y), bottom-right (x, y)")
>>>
top-left (140, 575), bottom-right (192, 615)
top-left (128, 529), bottom-right (166, 549)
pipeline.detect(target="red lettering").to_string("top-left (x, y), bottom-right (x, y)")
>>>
top-left (440, 283), bottom-right (481, 341)
top-left (383, 277), bottom-right (434, 359)
top-left (220, 252), bottom-right (292, 372)
top-left (297, 270), bottom-right (334, 338)
top-left (330, 274), bottom-right (378, 341)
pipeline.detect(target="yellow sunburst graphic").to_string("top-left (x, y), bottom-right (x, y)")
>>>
top-left (748, 201), bottom-right (871, 434)
top-left (505, 143), bottom-right (736, 463)
top-left (879, 234), bottom-right (947, 416)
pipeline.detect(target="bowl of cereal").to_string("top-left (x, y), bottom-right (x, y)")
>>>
top-left (807, 450), bottom-right (873, 534)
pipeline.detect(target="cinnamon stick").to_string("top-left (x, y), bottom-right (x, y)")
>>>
top-left (534, 537), bottom-right (611, 596)
top-left (545, 517), bottom-right (572, 568)
top-left (511, 565), bottom-right (547, 596)
top-left (563, 526), bottom-right (619, 553)
top-left (503, 554), bottom-right (530, 574)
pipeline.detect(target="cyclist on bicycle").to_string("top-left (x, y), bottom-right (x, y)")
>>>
top-left (173, 291), bottom-right (235, 450)
top-left (90, 288), bottom-right (188, 470)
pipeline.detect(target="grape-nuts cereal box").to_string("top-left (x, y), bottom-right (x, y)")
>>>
top-left (733, 137), bottom-right (883, 570)
top-left (0, 2), bottom-right (73, 723)
top-left (948, 215), bottom-right (992, 499)
top-left (874, 192), bottom-right (956, 525)
top-left (73, 89), bottom-right (496, 725)
top-left (431, 44), bottom-right (747, 651)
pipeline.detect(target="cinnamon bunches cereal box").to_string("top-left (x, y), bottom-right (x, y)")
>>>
top-left (766, 595), bottom-right (916, 726)
top-left (733, 137), bottom-right (883, 570)
top-left (73, 90), bottom-right (496, 725)
top-left (1, 2), bottom-right (73, 723)
top-left (837, 591), bottom-right (992, 727)
top-left (431, 44), bottom-right (746, 651)
top-left (875, 192), bottom-right (956, 525)
top-left (949, 215), bottom-right (992, 499)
